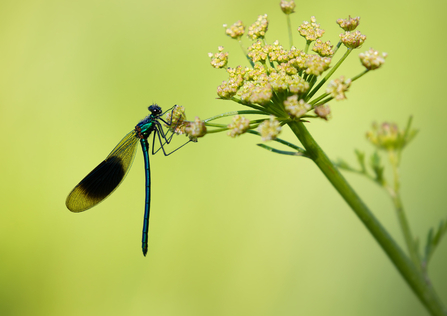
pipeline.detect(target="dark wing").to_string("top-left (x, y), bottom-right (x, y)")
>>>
top-left (66, 130), bottom-right (139, 212)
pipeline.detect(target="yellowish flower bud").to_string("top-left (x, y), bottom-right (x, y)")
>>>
top-left (336, 16), bottom-right (360, 31)
top-left (185, 117), bottom-right (207, 138)
top-left (227, 115), bottom-right (250, 137)
top-left (339, 30), bottom-right (366, 49)
top-left (314, 104), bottom-right (331, 120)
top-left (247, 14), bottom-right (269, 40)
top-left (312, 39), bottom-right (334, 57)
top-left (208, 46), bottom-right (229, 69)
top-left (280, 0), bottom-right (296, 15)
top-left (284, 95), bottom-right (311, 118)
top-left (224, 20), bottom-right (245, 40)
top-left (164, 105), bottom-right (187, 134)
top-left (326, 76), bottom-right (351, 101)
top-left (298, 16), bottom-right (325, 42)
top-left (258, 116), bottom-right (281, 141)
top-left (359, 48), bottom-right (387, 70)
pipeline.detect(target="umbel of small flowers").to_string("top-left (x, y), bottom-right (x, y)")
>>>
top-left (366, 119), bottom-right (418, 153)
top-left (173, 1), bottom-right (387, 148)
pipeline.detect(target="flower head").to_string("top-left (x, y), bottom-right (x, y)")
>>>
top-left (207, 6), bottom-right (385, 142)
top-left (284, 95), bottom-right (311, 118)
top-left (248, 40), bottom-right (269, 63)
top-left (366, 121), bottom-right (417, 151)
top-left (227, 115), bottom-right (250, 137)
top-left (247, 14), bottom-right (269, 40)
top-left (280, 0), bottom-right (296, 15)
top-left (326, 76), bottom-right (351, 101)
top-left (336, 16), bottom-right (360, 31)
top-left (217, 78), bottom-right (241, 99)
top-left (312, 39), bottom-right (334, 57)
top-left (208, 46), bottom-right (228, 69)
top-left (287, 75), bottom-right (310, 95)
top-left (266, 40), bottom-right (289, 63)
top-left (298, 16), bottom-right (325, 42)
top-left (164, 105), bottom-right (187, 134)
top-left (314, 104), bottom-right (331, 120)
top-left (359, 48), bottom-right (387, 70)
top-left (185, 117), bottom-right (207, 139)
top-left (224, 20), bottom-right (245, 40)
top-left (340, 31), bottom-right (366, 49)
top-left (242, 82), bottom-right (273, 105)
top-left (305, 55), bottom-right (331, 76)
top-left (258, 116), bottom-right (281, 141)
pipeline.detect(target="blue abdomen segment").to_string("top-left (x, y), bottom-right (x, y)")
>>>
top-left (140, 138), bottom-right (151, 256)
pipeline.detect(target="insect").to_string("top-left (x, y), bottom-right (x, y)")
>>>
top-left (66, 104), bottom-right (186, 256)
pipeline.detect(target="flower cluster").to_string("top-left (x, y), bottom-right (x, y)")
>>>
top-left (326, 76), bottom-right (351, 100)
top-left (205, 5), bottom-right (386, 142)
top-left (284, 95), bottom-right (311, 118)
top-left (164, 106), bottom-right (207, 139)
top-left (224, 20), bottom-right (245, 40)
top-left (208, 46), bottom-right (229, 69)
top-left (227, 115), bottom-right (250, 137)
top-left (336, 16), bottom-right (360, 31)
top-left (298, 16), bottom-right (325, 42)
top-left (214, 39), bottom-right (328, 105)
top-left (247, 14), bottom-right (269, 40)
top-left (366, 122), bottom-right (417, 151)
top-left (312, 39), bottom-right (334, 57)
top-left (258, 116), bottom-right (281, 141)
top-left (314, 104), bottom-right (331, 120)
top-left (359, 48), bottom-right (387, 70)
top-left (280, 0), bottom-right (295, 15)
top-left (165, 105), bottom-right (187, 134)
top-left (340, 31), bottom-right (366, 49)
top-left (185, 117), bottom-right (207, 139)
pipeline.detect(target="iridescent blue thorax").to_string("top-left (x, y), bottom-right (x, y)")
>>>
top-left (135, 104), bottom-right (163, 139)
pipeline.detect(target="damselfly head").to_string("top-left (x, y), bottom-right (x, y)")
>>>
top-left (148, 104), bottom-right (162, 116)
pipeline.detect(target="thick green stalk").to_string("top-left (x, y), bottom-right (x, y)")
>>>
top-left (287, 120), bottom-right (446, 316)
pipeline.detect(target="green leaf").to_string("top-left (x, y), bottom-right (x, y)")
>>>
top-left (370, 151), bottom-right (385, 185)
top-left (246, 130), bottom-right (308, 157)
top-left (334, 158), bottom-right (354, 171)
top-left (257, 144), bottom-right (309, 158)
top-left (355, 149), bottom-right (366, 172)
top-left (424, 218), bottom-right (447, 265)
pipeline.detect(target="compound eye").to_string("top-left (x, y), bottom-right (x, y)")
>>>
top-left (148, 104), bottom-right (162, 115)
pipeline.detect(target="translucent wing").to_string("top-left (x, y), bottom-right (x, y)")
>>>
top-left (66, 130), bottom-right (139, 212)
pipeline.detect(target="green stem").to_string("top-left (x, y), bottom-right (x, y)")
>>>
top-left (239, 40), bottom-right (254, 68)
top-left (392, 192), bottom-right (422, 270)
top-left (287, 120), bottom-right (446, 316)
top-left (306, 48), bottom-right (352, 100)
top-left (286, 15), bottom-right (293, 48)
top-left (308, 92), bottom-right (329, 105)
top-left (351, 69), bottom-right (369, 82)
top-left (247, 129), bottom-right (307, 155)
top-left (304, 40), bottom-right (311, 54)
top-left (312, 96), bottom-right (333, 108)
top-left (332, 40), bottom-right (343, 55)
top-left (388, 150), bottom-right (423, 270)
top-left (204, 110), bottom-right (269, 123)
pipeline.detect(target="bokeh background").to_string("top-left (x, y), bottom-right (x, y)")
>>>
top-left (1, 0), bottom-right (446, 315)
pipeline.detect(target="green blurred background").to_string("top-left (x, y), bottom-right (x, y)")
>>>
top-left (1, 0), bottom-right (446, 315)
